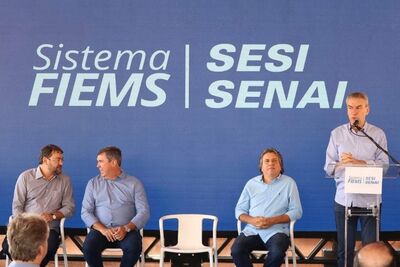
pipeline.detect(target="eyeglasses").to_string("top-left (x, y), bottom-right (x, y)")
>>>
top-left (47, 157), bottom-right (64, 163)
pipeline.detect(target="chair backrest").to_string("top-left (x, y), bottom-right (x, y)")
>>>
top-left (159, 214), bottom-right (218, 250)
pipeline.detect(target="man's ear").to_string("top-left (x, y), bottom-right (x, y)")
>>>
top-left (111, 159), bottom-right (118, 167)
top-left (37, 242), bottom-right (47, 259)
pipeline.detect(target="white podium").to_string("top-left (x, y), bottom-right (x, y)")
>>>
top-left (326, 163), bottom-right (400, 267)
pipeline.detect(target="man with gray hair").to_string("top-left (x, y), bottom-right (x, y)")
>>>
top-left (324, 92), bottom-right (389, 267)
top-left (354, 242), bottom-right (396, 267)
top-left (7, 213), bottom-right (49, 267)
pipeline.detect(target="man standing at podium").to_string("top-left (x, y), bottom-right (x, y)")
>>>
top-left (324, 92), bottom-right (389, 267)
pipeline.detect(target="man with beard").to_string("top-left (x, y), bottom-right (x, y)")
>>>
top-left (1, 144), bottom-right (75, 267)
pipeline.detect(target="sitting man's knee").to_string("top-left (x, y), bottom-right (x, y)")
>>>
top-left (231, 240), bottom-right (246, 257)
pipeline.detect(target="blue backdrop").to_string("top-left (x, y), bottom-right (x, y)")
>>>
top-left (1, 1), bottom-right (399, 231)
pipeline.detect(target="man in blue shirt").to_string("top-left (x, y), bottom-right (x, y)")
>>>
top-left (81, 146), bottom-right (150, 267)
top-left (324, 92), bottom-right (389, 267)
top-left (231, 148), bottom-right (302, 267)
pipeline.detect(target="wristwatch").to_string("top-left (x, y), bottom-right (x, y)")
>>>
top-left (52, 214), bottom-right (57, 220)
top-left (123, 225), bottom-right (131, 233)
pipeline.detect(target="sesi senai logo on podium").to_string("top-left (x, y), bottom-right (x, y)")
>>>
top-left (29, 43), bottom-right (347, 109)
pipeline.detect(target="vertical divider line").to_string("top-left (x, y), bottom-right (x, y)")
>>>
top-left (185, 44), bottom-right (190, 109)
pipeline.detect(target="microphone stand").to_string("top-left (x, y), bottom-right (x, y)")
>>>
top-left (352, 122), bottom-right (400, 165)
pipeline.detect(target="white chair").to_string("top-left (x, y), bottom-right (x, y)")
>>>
top-left (6, 216), bottom-right (68, 267)
top-left (159, 214), bottom-right (218, 267)
top-left (237, 220), bottom-right (297, 267)
top-left (84, 228), bottom-right (145, 267)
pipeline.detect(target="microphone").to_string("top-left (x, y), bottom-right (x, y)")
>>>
top-left (351, 119), bottom-right (362, 131)
top-left (351, 119), bottom-right (400, 165)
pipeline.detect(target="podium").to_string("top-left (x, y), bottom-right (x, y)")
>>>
top-left (326, 163), bottom-right (400, 267)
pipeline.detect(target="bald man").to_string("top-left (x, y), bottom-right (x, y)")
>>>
top-left (354, 242), bottom-right (396, 267)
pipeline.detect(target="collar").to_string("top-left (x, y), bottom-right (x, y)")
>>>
top-left (35, 166), bottom-right (57, 181)
top-left (102, 170), bottom-right (125, 181)
top-left (260, 173), bottom-right (282, 184)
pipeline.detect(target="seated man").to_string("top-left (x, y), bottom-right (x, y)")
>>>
top-left (354, 242), bottom-right (397, 267)
top-left (7, 213), bottom-right (49, 267)
top-left (1, 144), bottom-right (75, 267)
top-left (231, 148), bottom-right (303, 267)
top-left (81, 146), bottom-right (150, 267)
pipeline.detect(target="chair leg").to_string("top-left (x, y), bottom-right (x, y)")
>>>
top-left (54, 252), bottom-right (58, 267)
top-left (284, 253), bottom-right (289, 267)
top-left (141, 250), bottom-right (145, 267)
top-left (5, 255), bottom-right (9, 267)
top-left (291, 245), bottom-right (297, 267)
top-left (63, 244), bottom-right (68, 267)
top-left (208, 250), bottom-right (214, 267)
top-left (159, 249), bottom-right (164, 267)
top-left (214, 248), bottom-right (218, 267)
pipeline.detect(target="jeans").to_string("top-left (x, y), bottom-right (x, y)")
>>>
top-left (2, 229), bottom-right (60, 267)
top-left (83, 229), bottom-right (142, 267)
top-left (334, 202), bottom-right (378, 267)
top-left (231, 232), bottom-right (289, 267)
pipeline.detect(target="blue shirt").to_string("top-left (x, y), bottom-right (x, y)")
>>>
top-left (81, 172), bottom-right (150, 230)
top-left (235, 174), bottom-right (302, 243)
top-left (324, 122), bottom-right (389, 207)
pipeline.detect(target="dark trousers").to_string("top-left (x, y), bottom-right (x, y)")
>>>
top-left (334, 202), bottom-right (378, 267)
top-left (83, 229), bottom-right (142, 267)
top-left (1, 229), bottom-right (60, 267)
top-left (231, 232), bottom-right (289, 267)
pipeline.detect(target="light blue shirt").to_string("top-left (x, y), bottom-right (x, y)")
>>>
top-left (81, 172), bottom-right (150, 230)
top-left (324, 122), bottom-right (389, 207)
top-left (235, 174), bottom-right (302, 243)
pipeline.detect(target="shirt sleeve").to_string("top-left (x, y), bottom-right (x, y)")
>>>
top-left (12, 173), bottom-right (27, 216)
top-left (58, 175), bottom-right (75, 218)
top-left (131, 180), bottom-right (150, 230)
top-left (235, 183), bottom-right (251, 219)
top-left (324, 131), bottom-right (339, 176)
top-left (286, 180), bottom-right (303, 221)
top-left (371, 130), bottom-right (389, 166)
top-left (81, 179), bottom-right (99, 228)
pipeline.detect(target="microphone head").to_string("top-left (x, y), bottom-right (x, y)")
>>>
top-left (354, 119), bottom-right (360, 126)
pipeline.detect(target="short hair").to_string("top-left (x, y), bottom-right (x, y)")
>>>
top-left (7, 213), bottom-right (49, 261)
top-left (97, 146), bottom-right (122, 166)
top-left (354, 241), bottom-right (397, 267)
top-left (258, 147), bottom-right (284, 174)
top-left (346, 92), bottom-right (369, 105)
top-left (39, 144), bottom-right (63, 164)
